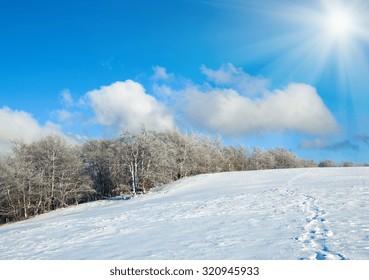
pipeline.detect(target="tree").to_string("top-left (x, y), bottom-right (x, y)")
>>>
top-left (221, 145), bottom-right (249, 172)
top-left (137, 130), bottom-right (177, 191)
top-left (0, 136), bottom-right (94, 222)
top-left (267, 148), bottom-right (299, 169)
top-left (82, 139), bottom-right (115, 198)
top-left (194, 135), bottom-right (226, 174)
top-left (1, 128), bottom-right (348, 225)
top-left (115, 129), bottom-right (177, 195)
top-left (0, 157), bottom-right (23, 222)
top-left (299, 159), bottom-right (318, 168)
top-left (318, 160), bottom-right (337, 167)
top-left (248, 147), bottom-right (273, 170)
top-left (24, 136), bottom-right (93, 210)
top-left (341, 161), bottom-right (355, 167)
top-left (0, 142), bottom-right (43, 221)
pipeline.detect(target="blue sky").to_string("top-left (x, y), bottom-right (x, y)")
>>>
top-left (1, 0), bottom-right (369, 163)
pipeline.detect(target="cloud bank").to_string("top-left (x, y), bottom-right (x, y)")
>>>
top-left (184, 82), bottom-right (339, 136)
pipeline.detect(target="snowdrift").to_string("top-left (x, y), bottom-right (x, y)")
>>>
top-left (1, 167), bottom-right (369, 260)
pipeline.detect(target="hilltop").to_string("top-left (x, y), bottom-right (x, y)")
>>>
top-left (0, 167), bottom-right (368, 260)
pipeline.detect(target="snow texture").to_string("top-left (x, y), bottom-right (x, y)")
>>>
top-left (0, 167), bottom-right (369, 260)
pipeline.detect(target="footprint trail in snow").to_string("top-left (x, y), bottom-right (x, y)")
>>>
top-left (297, 194), bottom-right (347, 260)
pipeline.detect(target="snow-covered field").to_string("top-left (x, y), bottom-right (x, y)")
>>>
top-left (0, 167), bottom-right (369, 260)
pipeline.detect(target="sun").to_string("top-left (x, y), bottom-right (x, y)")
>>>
top-left (240, 0), bottom-right (369, 87)
top-left (324, 8), bottom-right (356, 40)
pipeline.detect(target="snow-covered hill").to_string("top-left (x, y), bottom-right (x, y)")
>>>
top-left (1, 167), bottom-right (369, 260)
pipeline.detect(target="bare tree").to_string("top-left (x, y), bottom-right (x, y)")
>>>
top-left (164, 131), bottom-right (202, 179)
top-left (222, 145), bottom-right (249, 171)
top-left (318, 160), bottom-right (337, 167)
top-left (114, 129), bottom-right (175, 195)
top-left (82, 139), bottom-right (115, 198)
top-left (248, 147), bottom-right (271, 170)
top-left (0, 142), bottom-right (43, 221)
top-left (0, 136), bottom-right (94, 223)
top-left (23, 136), bottom-right (93, 210)
top-left (267, 148), bottom-right (299, 169)
top-left (137, 130), bottom-right (177, 192)
top-left (1, 128), bottom-right (333, 225)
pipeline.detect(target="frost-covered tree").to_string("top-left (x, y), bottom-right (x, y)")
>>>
top-left (1, 129), bottom-right (335, 225)
top-left (138, 130), bottom-right (177, 190)
top-left (115, 131), bottom-right (146, 195)
top-left (0, 136), bottom-right (94, 222)
top-left (164, 131), bottom-right (200, 179)
top-left (0, 142), bottom-right (47, 221)
top-left (81, 130), bottom-right (179, 197)
top-left (194, 135), bottom-right (225, 174)
top-left (248, 147), bottom-right (271, 170)
top-left (24, 136), bottom-right (93, 210)
top-left (0, 156), bottom-right (26, 222)
top-left (341, 161), bottom-right (355, 167)
top-left (82, 139), bottom-right (115, 197)
top-left (221, 145), bottom-right (249, 171)
top-left (299, 159), bottom-right (318, 168)
top-left (318, 160), bottom-right (337, 167)
top-left (267, 148), bottom-right (299, 169)
top-left (113, 128), bottom-right (171, 195)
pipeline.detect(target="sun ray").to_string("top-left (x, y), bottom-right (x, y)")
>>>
top-left (222, 0), bottom-right (369, 92)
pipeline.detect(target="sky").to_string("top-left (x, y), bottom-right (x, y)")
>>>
top-left (1, 0), bottom-right (369, 163)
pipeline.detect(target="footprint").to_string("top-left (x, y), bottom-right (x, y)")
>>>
top-left (297, 193), bottom-right (346, 260)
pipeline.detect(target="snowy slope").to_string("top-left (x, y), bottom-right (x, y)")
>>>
top-left (0, 167), bottom-right (369, 260)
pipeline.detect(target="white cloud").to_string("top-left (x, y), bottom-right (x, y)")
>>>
top-left (151, 66), bottom-right (173, 81)
top-left (53, 90), bottom-right (82, 125)
top-left (200, 63), bottom-right (269, 96)
top-left (61, 89), bottom-right (74, 106)
top-left (53, 109), bottom-right (81, 123)
top-left (200, 64), bottom-right (234, 84)
top-left (0, 106), bottom-right (64, 155)
top-left (85, 80), bottom-right (176, 133)
top-left (57, 109), bottom-right (73, 121)
top-left (185, 83), bottom-right (340, 136)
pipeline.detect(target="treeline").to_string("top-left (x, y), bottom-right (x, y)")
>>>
top-left (0, 129), bottom-right (365, 224)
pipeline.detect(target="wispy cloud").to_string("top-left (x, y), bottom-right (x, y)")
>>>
top-left (52, 109), bottom-right (84, 124)
top-left (300, 138), bottom-right (359, 151)
top-left (355, 134), bottom-right (369, 146)
top-left (53, 90), bottom-right (85, 125)
top-left (200, 63), bottom-right (269, 96)
top-left (101, 57), bottom-right (114, 71)
top-left (60, 89), bottom-right (74, 106)
top-left (151, 66), bottom-right (174, 81)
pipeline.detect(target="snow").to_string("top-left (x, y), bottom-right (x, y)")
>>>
top-left (0, 167), bottom-right (369, 260)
